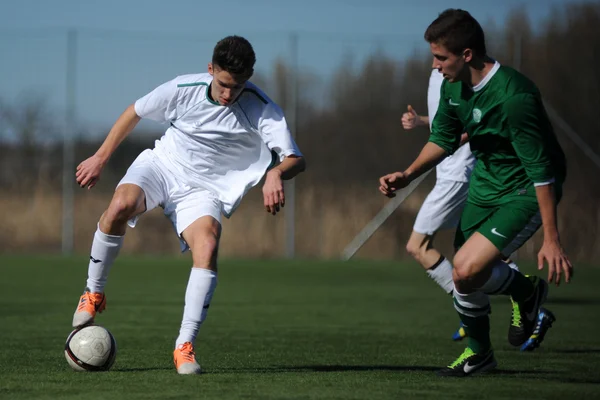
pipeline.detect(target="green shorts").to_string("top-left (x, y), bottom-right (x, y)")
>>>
top-left (454, 200), bottom-right (541, 255)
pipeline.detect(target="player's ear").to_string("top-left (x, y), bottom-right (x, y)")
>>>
top-left (208, 63), bottom-right (214, 75)
top-left (463, 49), bottom-right (473, 63)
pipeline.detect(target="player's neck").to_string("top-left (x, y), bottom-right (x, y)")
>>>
top-left (208, 83), bottom-right (218, 103)
top-left (467, 56), bottom-right (496, 88)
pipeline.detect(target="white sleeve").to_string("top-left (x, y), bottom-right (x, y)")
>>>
top-left (134, 79), bottom-right (178, 123)
top-left (258, 103), bottom-right (303, 161)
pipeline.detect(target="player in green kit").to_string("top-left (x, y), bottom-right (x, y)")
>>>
top-left (379, 9), bottom-right (573, 377)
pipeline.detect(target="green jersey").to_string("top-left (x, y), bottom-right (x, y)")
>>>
top-left (430, 63), bottom-right (566, 205)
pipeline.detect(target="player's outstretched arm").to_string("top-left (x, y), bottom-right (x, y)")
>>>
top-left (262, 155), bottom-right (306, 215)
top-left (76, 104), bottom-right (141, 189)
top-left (378, 142), bottom-right (446, 197)
top-left (401, 105), bottom-right (429, 130)
top-left (535, 183), bottom-right (573, 286)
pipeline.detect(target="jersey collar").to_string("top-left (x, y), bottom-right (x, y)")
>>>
top-left (472, 61), bottom-right (500, 92)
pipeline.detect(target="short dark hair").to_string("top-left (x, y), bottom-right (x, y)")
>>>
top-left (212, 35), bottom-right (256, 79)
top-left (424, 9), bottom-right (486, 56)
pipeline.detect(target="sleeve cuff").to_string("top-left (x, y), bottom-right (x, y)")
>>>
top-left (533, 178), bottom-right (555, 187)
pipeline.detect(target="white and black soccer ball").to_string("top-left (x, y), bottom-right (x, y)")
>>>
top-left (64, 325), bottom-right (117, 372)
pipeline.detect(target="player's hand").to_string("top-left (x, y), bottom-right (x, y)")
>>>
top-left (76, 154), bottom-right (106, 190)
top-left (537, 239), bottom-right (573, 286)
top-left (401, 105), bottom-right (421, 130)
top-left (378, 172), bottom-right (410, 198)
top-left (262, 169), bottom-right (285, 215)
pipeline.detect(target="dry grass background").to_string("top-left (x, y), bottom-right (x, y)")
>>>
top-left (3, 175), bottom-right (597, 264)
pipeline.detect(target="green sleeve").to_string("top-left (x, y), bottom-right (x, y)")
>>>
top-left (429, 81), bottom-right (463, 154)
top-left (505, 93), bottom-right (555, 184)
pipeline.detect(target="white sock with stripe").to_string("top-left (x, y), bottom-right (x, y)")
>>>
top-left (86, 226), bottom-right (124, 293)
top-left (176, 268), bottom-right (218, 348)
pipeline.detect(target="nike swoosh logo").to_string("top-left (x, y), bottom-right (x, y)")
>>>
top-left (491, 228), bottom-right (507, 238)
top-left (90, 256), bottom-right (102, 264)
top-left (463, 361), bottom-right (479, 373)
top-left (449, 99), bottom-right (460, 106)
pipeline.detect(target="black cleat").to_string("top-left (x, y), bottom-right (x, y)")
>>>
top-left (437, 347), bottom-right (497, 377)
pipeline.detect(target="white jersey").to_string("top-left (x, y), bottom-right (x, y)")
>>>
top-left (427, 69), bottom-right (475, 182)
top-left (134, 73), bottom-right (302, 217)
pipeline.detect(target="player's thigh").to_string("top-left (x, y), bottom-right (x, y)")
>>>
top-left (413, 179), bottom-right (469, 235)
top-left (167, 187), bottom-right (223, 254)
top-left (407, 230), bottom-right (434, 251)
top-left (116, 149), bottom-right (169, 225)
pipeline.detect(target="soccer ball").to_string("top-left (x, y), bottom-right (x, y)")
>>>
top-left (64, 325), bottom-right (117, 372)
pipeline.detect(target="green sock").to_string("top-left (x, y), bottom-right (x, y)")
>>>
top-left (458, 313), bottom-right (491, 354)
top-left (505, 272), bottom-right (534, 302)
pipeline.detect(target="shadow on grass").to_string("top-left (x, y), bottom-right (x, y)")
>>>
top-left (113, 367), bottom-right (173, 372)
top-left (544, 298), bottom-right (600, 305)
top-left (549, 348), bottom-right (600, 354)
top-left (206, 365), bottom-right (443, 374)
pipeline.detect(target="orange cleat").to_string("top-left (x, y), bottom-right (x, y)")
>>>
top-left (173, 342), bottom-right (202, 375)
top-left (72, 288), bottom-right (106, 328)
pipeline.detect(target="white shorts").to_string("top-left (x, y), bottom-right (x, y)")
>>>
top-left (413, 178), bottom-right (469, 235)
top-left (118, 149), bottom-right (222, 252)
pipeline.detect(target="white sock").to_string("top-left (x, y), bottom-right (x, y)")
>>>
top-left (453, 287), bottom-right (491, 318)
top-left (426, 257), bottom-right (454, 294)
top-left (176, 268), bottom-right (218, 348)
top-left (86, 225), bottom-right (124, 293)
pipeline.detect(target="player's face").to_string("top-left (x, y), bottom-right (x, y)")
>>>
top-left (208, 63), bottom-right (248, 106)
top-left (430, 42), bottom-right (470, 83)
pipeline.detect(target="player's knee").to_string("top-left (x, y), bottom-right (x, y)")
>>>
top-left (406, 237), bottom-right (429, 266)
top-left (406, 241), bottom-right (422, 261)
top-left (452, 254), bottom-right (477, 285)
top-left (190, 233), bottom-right (219, 266)
top-left (105, 193), bottom-right (140, 224)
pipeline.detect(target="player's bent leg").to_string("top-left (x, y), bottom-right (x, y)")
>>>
top-left (444, 288), bottom-right (495, 376)
top-left (443, 236), bottom-right (500, 376)
top-left (174, 216), bottom-right (221, 375)
top-left (406, 232), bottom-right (454, 294)
top-left (467, 236), bottom-right (550, 349)
top-left (72, 184), bottom-right (146, 328)
top-left (406, 232), bottom-right (466, 341)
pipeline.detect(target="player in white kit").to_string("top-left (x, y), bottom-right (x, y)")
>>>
top-left (71, 36), bottom-right (306, 374)
top-left (402, 69), bottom-right (521, 341)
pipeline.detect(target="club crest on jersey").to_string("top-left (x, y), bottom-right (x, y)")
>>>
top-left (472, 108), bottom-right (482, 123)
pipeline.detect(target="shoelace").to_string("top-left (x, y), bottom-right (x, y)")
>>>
top-left (448, 348), bottom-right (475, 368)
top-left (77, 293), bottom-right (93, 311)
top-left (511, 300), bottom-right (522, 327)
top-left (179, 344), bottom-right (196, 363)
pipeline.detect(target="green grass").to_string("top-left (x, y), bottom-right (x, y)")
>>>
top-left (1, 255), bottom-right (599, 399)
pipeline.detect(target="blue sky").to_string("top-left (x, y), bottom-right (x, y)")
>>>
top-left (0, 0), bottom-right (583, 137)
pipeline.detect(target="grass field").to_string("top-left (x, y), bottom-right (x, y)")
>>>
top-left (1, 255), bottom-right (599, 399)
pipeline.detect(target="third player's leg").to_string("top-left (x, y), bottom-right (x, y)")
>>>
top-left (406, 231), bottom-right (442, 269)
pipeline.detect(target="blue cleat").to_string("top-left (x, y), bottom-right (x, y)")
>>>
top-left (520, 307), bottom-right (556, 352)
